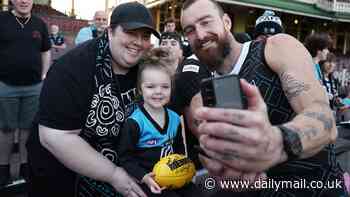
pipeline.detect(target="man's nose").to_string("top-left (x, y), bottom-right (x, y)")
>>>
top-left (195, 27), bottom-right (206, 40)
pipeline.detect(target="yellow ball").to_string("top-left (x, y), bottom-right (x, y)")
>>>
top-left (152, 154), bottom-right (196, 189)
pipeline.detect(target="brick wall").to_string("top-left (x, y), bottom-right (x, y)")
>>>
top-left (40, 16), bottom-right (88, 34)
top-left (32, 4), bottom-right (88, 34)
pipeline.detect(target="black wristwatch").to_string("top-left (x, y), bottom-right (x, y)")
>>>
top-left (277, 125), bottom-right (303, 160)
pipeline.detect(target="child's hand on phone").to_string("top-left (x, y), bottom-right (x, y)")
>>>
top-left (142, 172), bottom-right (165, 194)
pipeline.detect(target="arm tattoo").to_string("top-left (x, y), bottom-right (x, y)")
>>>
top-left (304, 112), bottom-right (333, 131)
top-left (193, 119), bottom-right (201, 128)
top-left (300, 128), bottom-right (319, 141)
top-left (221, 149), bottom-right (240, 161)
top-left (313, 100), bottom-right (330, 107)
top-left (280, 72), bottom-right (311, 100)
top-left (288, 125), bottom-right (319, 141)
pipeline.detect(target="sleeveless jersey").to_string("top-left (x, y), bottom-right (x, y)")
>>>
top-left (237, 40), bottom-right (344, 196)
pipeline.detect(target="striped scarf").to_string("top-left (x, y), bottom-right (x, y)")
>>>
top-left (76, 31), bottom-right (124, 197)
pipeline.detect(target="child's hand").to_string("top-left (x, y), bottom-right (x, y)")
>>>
top-left (141, 172), bottom-right (165, 194)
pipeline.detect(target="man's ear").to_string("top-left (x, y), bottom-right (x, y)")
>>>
top-left (223, 14), bottom-right (232, 32)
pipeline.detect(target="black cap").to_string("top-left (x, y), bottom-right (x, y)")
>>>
top-left (110, 2), bottom-right (160, 38)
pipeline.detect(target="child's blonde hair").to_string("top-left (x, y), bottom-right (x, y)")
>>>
top-left (137, 47), bottom-right (175, 94)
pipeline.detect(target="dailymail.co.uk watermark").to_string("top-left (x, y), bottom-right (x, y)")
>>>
top-left (204, 177), bottom-right (343, 192)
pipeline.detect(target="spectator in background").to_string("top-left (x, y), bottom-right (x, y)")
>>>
top-left (304, 32), bottom-right (332, 83)
top-left (254, 10), bottom-right (283, 40)
top-left (162, 18), bottom-right (192, 58)
top-left (163, 18), bottom-right (176, 33)
top-left (0, 0), bottom-right (51, 185)
top-left (320, 53), bottom-right (340, 109)
top-left (49, 24), bottom-right (66, 62)
top-left (338, 92), bottom-right (350, 113)
top-left (74, 10), bottom-right (108, 45)
top-left (159, 31), bottom-right (184, 73)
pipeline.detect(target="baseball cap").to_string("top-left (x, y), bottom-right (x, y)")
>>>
top-left (110, 2), bottom-right (160, 38)
top-left (254, 10), bottom-right (283, 37)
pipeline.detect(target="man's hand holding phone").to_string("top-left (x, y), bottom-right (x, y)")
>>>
top-left (196, 78), bottom-right (284, 180)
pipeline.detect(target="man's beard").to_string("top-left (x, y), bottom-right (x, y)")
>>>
top-left (195, 34), bottom-right (231, 72)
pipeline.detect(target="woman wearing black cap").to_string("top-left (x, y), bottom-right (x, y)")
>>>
top-left (26, 2), bottom-right (160, 197)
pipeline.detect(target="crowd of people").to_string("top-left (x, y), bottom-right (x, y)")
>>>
top-left (1, 0), bottom-right (350, 197)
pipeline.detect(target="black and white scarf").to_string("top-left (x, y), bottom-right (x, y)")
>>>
top-left (76, 32), bottom-right (125, 197)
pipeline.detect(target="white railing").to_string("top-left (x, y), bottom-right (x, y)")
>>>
top-left (317, 0), bottom-right (350, 13)
top-left (294, 0), bottom-right (317, 4)
top-left (144, 0), bottom-right (170, 8)
top-left (336, 1), bottom-right (350, 12)
top-left (144, 0), bottom-right (159, 5)
top-left (316, 0), bottom-right (334, 11)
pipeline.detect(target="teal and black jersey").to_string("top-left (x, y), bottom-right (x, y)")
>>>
top-left (131, 106), bottom-right (180, 149)
top-left (117, 105), bottom-right (185, 181)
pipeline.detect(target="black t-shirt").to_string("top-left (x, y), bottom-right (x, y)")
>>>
top-left (26, 39), bottom-right (139, 193)
top-left (37, 40), bottom-right (138, 130)
top-left (169, 55), bottom-right (211, 169)
top-left (0, 11), bottom-right (51, 85)
top-left (170, 55), bottom-right (211, 114)
top-left (37, 41), bottom-right (96, 130)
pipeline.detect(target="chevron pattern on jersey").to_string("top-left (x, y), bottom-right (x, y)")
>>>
top-left (239, 40), bottom-right (295, 125)
top-left (238, 40), bottom-right (347, 196)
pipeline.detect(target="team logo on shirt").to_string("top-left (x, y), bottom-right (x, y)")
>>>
top-left (160, 140), bottom-right (174, 158)
top-left (32, 31), bottom-right (42, 40)
top-left (182, 64), bottom-right (199, 73)
top-left (250, 80), bottom-right (256, 86)
top-left (146, 139), bottom-right (157, 145)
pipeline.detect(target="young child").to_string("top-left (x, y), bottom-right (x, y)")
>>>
top-left (117, 48), bottom-right (199, 197)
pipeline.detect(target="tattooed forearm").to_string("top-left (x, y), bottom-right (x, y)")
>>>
top-left (303, 112), bottom-right (333, 131)
top-left (313, 100), bottom-right (330, 107)
top-left (299, 127), bottom-right (319, 141)
top-left (287, 125), bottom-right (319, 141)
top-left (280, 72), bottom-right (311, 100)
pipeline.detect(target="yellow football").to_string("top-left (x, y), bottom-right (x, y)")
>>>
top-left (152, 154), bottom-right (196, 189)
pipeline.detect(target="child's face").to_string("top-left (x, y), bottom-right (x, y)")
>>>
top-left (324, 61), bottom-right (336, 74)
top-left (140, 68), bottom-right (171, 109)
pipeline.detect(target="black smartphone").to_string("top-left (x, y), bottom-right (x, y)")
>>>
top-left (200, 74), bottom-right (246, 109)
top-left (193, 145), bottom-right (213, 159)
